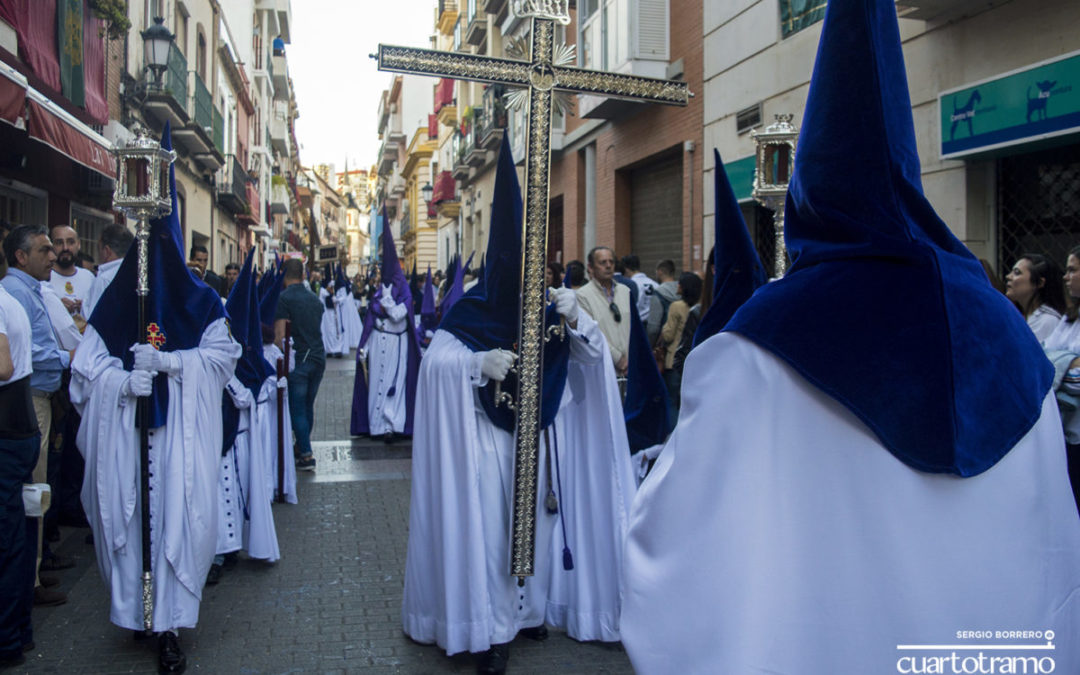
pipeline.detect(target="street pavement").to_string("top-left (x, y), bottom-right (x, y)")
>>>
top-left (22, 351), bottom-right (634, 674)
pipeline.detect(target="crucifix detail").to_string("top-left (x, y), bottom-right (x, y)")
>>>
top-left (376, 5), bottom-right (690, 582)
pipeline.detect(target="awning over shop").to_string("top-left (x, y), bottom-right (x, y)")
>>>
top-left (0, 65), bottom-right (27, 127)
top-left (26, 92), bottom-right (114, 178)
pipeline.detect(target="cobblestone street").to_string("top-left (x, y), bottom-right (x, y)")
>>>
top-left (21, 352), bottom-right (633, 674)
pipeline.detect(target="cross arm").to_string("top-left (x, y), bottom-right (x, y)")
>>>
top-left (552, 66), bottom-right (691, 106)
top-left (377, 44), bottom-right (531, 88)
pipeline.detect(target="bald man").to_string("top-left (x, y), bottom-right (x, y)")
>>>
top-left (48, 226), bottom-right (94, 325)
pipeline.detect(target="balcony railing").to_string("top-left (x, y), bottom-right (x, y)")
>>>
top-left (435, 78), bottom-right (454, 112)
top-left (190, 72), bottom-right (212, 131)
top-left (433, 170), bottom-right (456, 203)
top-left (239, 182), bottom-right (261, 224)
top-left (479, 84), bottom-right (508, 147)
top-left (162, 43), bottom-right (188, 106)
top-left (217, 154), bottom-right (250, 215)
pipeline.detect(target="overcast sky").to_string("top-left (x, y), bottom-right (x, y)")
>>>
top-left (289, 0), bottom-right (437, 173)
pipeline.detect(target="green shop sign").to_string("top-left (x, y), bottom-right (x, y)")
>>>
top-left (723, 155), bottom-right (756, 202)
top-left (939, 50), bottom-right (1080, 159)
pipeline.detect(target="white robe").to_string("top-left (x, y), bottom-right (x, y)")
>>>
top-left (337, 286), bottom-right (362, 351)
top-left (320, 287), bottom-right (344, 355)
top-left (217, 376), bottom-right (282, 562)
top-left (621, 332), bottom-right (1080, 675)
top-left (402, 312), bottom-right (635, 656)
top-left (70, 318), bottom-right (239, 632)
top-left (365, 299), bottom-right (410, 436)
top-left (263, 343), bottom-right (297, 504)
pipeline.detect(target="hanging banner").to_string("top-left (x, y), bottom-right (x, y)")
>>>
top-left (57, 0), bottom-right (84, 107)
top-left (940, 50), bottom-right (1080, 159)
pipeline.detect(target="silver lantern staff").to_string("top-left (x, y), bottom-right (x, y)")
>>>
top-left (111, 123), bottom-right (176, 632)
top-left (751, 114), bottom-right (799, 277)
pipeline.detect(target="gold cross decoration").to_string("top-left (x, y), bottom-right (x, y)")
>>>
top-left (376, 2), bottom-right (690, 583)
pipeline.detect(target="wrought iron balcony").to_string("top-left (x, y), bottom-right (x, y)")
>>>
top-left (217, 154), bottom-right (251, 216)
top-left (142, 43), bottom-right (189, 128)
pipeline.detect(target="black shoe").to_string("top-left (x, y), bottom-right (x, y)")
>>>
top-left (222, 552), bottom-right (239, 569)
top-left (383, 432), bottom-right (396, 445)
top-left (33, 586), bottom-right (67, 606)
top-left (45, 528), bottom-right (60, 543)
top-left (296, 455), bottom-right (316, 472)
top-left (0, 653), bottom-right (25, 670)
top-left (84, 532), bottom-right (94, 545)
top-left (158, 632), bottom-right (186, 674)
top-left (132, 630), bottom-right (153, 641)
top-left (475, 644), bottom-right (509, 675)
top-left (39, 574), bottom-right (60, 588)
top-left (21, 642), bottom-right (33, 653)
top-left (40, 554), bottom-right (75, 571)
top-left (205, 564), bottom-right (222, 586)
top-left (519, 624), bottom-right (549, 641)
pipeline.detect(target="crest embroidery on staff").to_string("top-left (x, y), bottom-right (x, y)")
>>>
top-left (146, 322), bottom-right (166, 350)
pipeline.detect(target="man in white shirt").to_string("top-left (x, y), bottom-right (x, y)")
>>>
top-left (83, 224), bottom-right (133, 319)
top-left (48, 225), bottom-right (95, 325)
top-left (0, 284), bottom-right (38, 669)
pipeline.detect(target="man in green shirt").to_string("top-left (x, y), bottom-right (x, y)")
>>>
top-left (274, 259), bottom-right (325, 471)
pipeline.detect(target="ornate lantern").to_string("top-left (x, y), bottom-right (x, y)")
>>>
top-left (751, 113), bottom-right (798, 276)
top-left (112, 123), bottom-right (176, 294)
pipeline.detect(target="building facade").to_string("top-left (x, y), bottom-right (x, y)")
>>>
top-left (705, 0), bottom-right (1080, 278)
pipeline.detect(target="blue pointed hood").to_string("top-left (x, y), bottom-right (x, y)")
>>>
top-left (440, 254), bottom-right (465, 314)
top-left (724, 0), bottom-right (1052, 476)
top-left (226, 247), bottom-right (273, 395)
top-left (89, 123), bottom-right (226, 428)
top-left (221, 247), bottom-right (273, 453)
top-left (259, 264), bottom-right (283, 327)
top-left (694, 150), bottom-right (767, 347)
top-left (378, 211), bottom-right (411, 307)
top-left (420, 265), bottom-right (437, 331)
top-left (440, 134), bottom-right (569, 432)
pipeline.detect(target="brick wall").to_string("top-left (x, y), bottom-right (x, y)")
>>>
top-left (549, 0), bottom-right (704, 274)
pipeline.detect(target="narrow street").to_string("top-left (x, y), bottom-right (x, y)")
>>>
top-left (22, 352), bottom-right (632, 674)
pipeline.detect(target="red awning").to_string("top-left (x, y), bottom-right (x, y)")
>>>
top-left (0, 68), bottom-right (26, 127)
top-left (27, 98), bottom-right (114, 178)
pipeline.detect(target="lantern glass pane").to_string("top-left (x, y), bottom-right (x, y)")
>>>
top-left (765, 143), bottom-right (791, 185)
top-left (126, 157), bottom-right (150, 198)
top-left (160, 164), bottom-right (170, 202)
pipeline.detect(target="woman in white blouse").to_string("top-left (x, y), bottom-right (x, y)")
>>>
top-left (1005, 253), bottom-right (1066, 343)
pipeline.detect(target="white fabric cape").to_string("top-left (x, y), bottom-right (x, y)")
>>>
top-left (364, 302), bottom-right (410, 436)
top-left (83, 258), bottom-right (122, 319)
top-left (320, 287), bottom-right (344, 354)
top-left (71, 318), bottom-right (239, 632)
top-left (402, 312), bottom-right (635, 656)
top-left (621, 332), bottom-right (1080, 675)
top-left (218, 373), bottom-right (285, 561)
top-left (337, 285), bottom-right (362, 350)
top-left (263, 343), bottom-right (298, 504)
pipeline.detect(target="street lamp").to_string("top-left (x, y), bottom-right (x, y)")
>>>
top-left (420, 181), bottom-right (434, 204)
top-left (141, 17), bottom-right (174, 88)
top-left (110, 121), bottom-right (175, 632)
top-left (751, 113), bottom-right (798, 277)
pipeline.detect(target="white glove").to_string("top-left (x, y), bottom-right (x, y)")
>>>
top-left (121, 369), bottom-right (155, 398)
top-left (380, 295), bottom-right (396, 311)
top-left (550, 287), bottom-right (579, 324)
top-left (131, 343), bottom-right (181, 375)
top-left (424, 330), bottom-right (435, 339)
top-left (276, 376), bottom-right (288, 390)
top-left (358, 348), bottom-right (367, 361)
top-left (479, 349), bottom-right (517, 383)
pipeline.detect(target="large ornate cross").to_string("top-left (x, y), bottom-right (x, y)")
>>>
top-left (377, 1), bottom-right (689, 582)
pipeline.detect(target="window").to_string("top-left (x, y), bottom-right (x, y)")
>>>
top-left (196, 29), bottom-right (207, 80)
top-left (997, 144), bottom-right (1080, 276)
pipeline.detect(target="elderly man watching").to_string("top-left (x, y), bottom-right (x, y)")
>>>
top-left (575, 246), bottom-right (631, 375)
